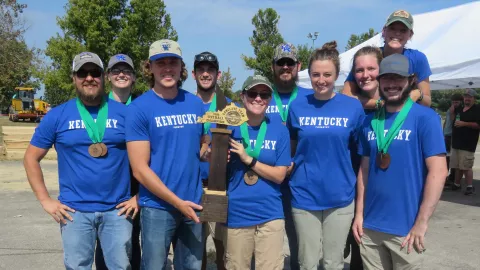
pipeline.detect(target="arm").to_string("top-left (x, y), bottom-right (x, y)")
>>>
top-left (352, 156), bottom-right (369, 244)
top-left (401, 154), bottom-right (447, 253)
top-left (342, 81), bottom-right (379, 110)
top-left (127, 141), bottom-right (202, 222)
top-left (410, 79), bottom-right (432, 107)
top-left (24, 144), bottom-right (75, 224)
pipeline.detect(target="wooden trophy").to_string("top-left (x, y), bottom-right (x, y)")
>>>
top-left (197, 85), bottom-right (247, 223)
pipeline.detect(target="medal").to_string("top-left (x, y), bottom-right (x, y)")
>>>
top-left (376, 152), bottom-right (391, 169)
top-left (244, 170), bottom-right (259, 185)
top-left (88, 144), bottom-right (102, 158)
top-left (371, 98), bottom-right (414, 169)
top-left (273, 87), bottom-right (298, 123)
top-left (99, 143), bottom-right (108, 156)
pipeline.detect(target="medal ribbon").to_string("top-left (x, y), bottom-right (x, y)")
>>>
top-left (76, 97), bottom-right (109, 143)
top-left (203, 94), bottom-right (217, 134)
top-left (240, 120), bottom-right (267, 159)
top-left (372, 98), bottom-right (414, 154)
top-left (109, 91), bottom-right (132, 105)
top-left (273, 87), bottom-right (298, 122)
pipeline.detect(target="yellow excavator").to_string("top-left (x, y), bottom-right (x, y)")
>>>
top-left (9, 87), bottom-right (50, 122)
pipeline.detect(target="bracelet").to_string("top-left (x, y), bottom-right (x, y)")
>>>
top-left (417, 90), bottom-right (424, 102)
top-left (247, 157), bottom-right (257, 168)
top-left (375, 99), bottom-right (382, 110)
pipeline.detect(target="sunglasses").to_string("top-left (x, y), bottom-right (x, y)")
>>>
top-left (245, 90), bottom-right (272, 100)
top-left (110, 68), bottom-right (134, 76)
top-left (195, 53), bottom-right (217, 62)
top-left (75, 69), bottom-right (103, 79)
top-left (275, 58), bottom-right (296, 67)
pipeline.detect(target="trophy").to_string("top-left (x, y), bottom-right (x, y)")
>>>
top-left (197, 85), bottom-right (248, 223)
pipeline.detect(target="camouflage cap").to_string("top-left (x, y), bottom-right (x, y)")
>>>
top-left (273, 43), bottom-right (298, 62)
top-left (242, 75), bottom-right (273, 92)
top-left (72, 52), bottom-right (104, 72)
top-left (385, 10), bottom-right (414, 30)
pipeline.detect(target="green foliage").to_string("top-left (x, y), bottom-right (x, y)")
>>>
top-left (217, 67), bottom-right (238, 102)
top-left (345, 28), bottom-right (377, 51)
top-left (242, 8), bottom-right (284, 82)
top-left (43, 0), bottom-right (177, 106)
top-left (431, 88), bottom-right (480, 112)
top-left (296, 43), bottom-right (314, 69)
top-left (0, 1), bottom-right (41, 110)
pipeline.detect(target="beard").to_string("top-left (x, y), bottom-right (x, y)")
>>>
top-left (273, 69), bottom-right (298, 90)
top-left (76, 82), bottom-right (105, 103)
top-left (379, 83), bottom-right (412, 107)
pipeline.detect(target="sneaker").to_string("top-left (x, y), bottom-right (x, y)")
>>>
top-left (465, 186), bottom-right (475, 195)
top-left (451, 184), bottom-right (461, 191)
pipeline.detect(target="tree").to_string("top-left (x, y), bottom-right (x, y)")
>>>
top-left (0, 1), bottom-right (41, 109)
top-left (296, 43), bottom-right (314, 69)
top-left (217, 67), bottom-right (237, 102)
top-left (242, 8), bottom-right (284, 82)
top-left (43, 0), bottom-right (177, 106)
top-left (431, 88), bottom-right (480, 113)
top-left (345, 28), bottom-right (377, 51)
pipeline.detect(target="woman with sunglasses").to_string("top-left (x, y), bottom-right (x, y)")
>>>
top-left (342, 9), bottom-right (432, 108)
top-left (225, 75), bottom-right (291, 270)
top-left (287, 41), bottom-right (365, 270)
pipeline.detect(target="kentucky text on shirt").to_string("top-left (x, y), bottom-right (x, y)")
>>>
top-left (266, 104), bottom-right (288, 114)
top-left (154, 114), bottom-right (198, 128)
top-left (68, 119), bottom-right (118, 129)
top-left (298, 117), bottom-right (349, 127)
top-left (367, 129), bottom-right (413, 141)
top-left (236, 139), bottom-right (277, 150)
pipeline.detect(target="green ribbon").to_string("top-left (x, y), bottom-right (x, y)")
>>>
top-left (240, 120), bottom-right (267, 159)
top-left (371, 98), bottom-right (414, 154)
top-left (109, 91), bottom-right (132, 105)
top-left (76, 97), bottom-right (108, 143)
top-left (203, 94), bottom-right (217, 134)
top-left (272, 87), bottom-right (298, 122)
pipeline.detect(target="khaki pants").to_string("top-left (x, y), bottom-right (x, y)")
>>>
top-left (225, 219), bottom-right (285, 270)
top-left (292, 201), bottom-right (354, 270)
top-left (204, 222), bottom-right (226, 241)
top-left (360, 228), bottom-right (424, 270)
top-left (450, 148), bottom-right (475, 170)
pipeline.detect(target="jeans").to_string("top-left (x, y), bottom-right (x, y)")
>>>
top-left (141, 207), bottom-right (204, 270)
top-left (60, 209), bottom-right (132, 270)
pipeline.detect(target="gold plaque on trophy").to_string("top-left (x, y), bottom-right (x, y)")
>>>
top-left (197, 103), bottom-right (248, 126)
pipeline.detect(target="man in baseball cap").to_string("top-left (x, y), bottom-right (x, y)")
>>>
top-left (353, 53), bottom-right (447, 269)
top-left (25, 51), bottom-right (134, 269)
top-left (149, 39), bottom-right (182, 61)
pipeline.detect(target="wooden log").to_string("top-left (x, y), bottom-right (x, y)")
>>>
top-left (200, 189), bottom-right (228, 223)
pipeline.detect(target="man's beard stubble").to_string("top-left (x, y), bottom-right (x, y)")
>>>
top-left (273, 69), bottom-right (298, 91)
top-left (379, 83), bottom-right (412, 107)
top-left (76, 82), bottom-right (105, 104)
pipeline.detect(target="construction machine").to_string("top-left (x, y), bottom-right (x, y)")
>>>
top-left (8, 87), bottom-right (50, 122)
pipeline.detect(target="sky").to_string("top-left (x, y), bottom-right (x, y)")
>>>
top-left (20, 0), bottom-right (475, 96)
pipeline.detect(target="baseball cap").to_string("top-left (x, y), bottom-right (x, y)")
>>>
top-left (385, 10), bottom-right (414, 30)
top-left (107, 54), bottom-right (134, 70)
top-left (378, 54), bottom-right (410, 78)
top-left (149, 39), bottom-right (182, 61)
top-left (464, 89), bottom-right (477, 97)
top-left (242, 75), bottom-right (273, 92)
top-left (72, 52), bottom-right (104, 72)
top-left (273, 43), bottom-right (298, 62)
top-left (194, 51), bottom-right (219, 70)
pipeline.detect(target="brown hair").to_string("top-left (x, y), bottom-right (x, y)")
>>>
top-left (351, 46), bottom-right (383, 76)
top-left (142, 60), bottom-right (188, 88)
top-left (308, 41), bottom-right (340, 78)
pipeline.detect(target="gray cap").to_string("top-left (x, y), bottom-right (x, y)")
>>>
top-left (107, 54), bottom-right (134, 70)
top-left (242, 75), bottom-right (273, 92)
top-left (464, 88), bottom-right (477, 97)
top-left (273, 43), bottom-right (298, 62)
top-left (72, 52), bottom-right (104, 72)
top-left (378, 54), bottom-right (410, 77)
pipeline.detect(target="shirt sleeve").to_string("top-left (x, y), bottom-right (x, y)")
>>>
top-left (358, 117), bottom-right (371, 157)
top-left (414, 51), bottom-right (432, 82)
top-left (30, 109), bottom-right (57, 149)
top-left (125, 103), bottom-right (150, 142)
top-left (274, 125), bottom-right (292, 166)
top-left (352, 104), bottom-right (366, 144)
top-left (345, 70), bottom-right (355, 82)
top-left (420, 114), bottom-right (447, 158)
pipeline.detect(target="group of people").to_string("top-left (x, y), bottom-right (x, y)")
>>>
top-left (23, 9), bottom-right (467, 270)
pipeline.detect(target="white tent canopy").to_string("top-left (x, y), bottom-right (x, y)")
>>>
top-left (298, 1), bottom-right (480, 91)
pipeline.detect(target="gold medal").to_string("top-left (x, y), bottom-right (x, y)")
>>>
top-left (99, 143), bottom-right (108, 157)
top-left (88, 144), bottom-right (102, 158)
top-left (244, 170), bottom-right (259, 185)
top-left (376, 152), bottom-right (391, 169)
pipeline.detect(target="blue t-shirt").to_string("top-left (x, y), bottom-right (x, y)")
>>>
top-left (266, 86), bottom-right (311, 124)
top-left (287, 93), bottom-right (365, 211)
top-left (358, 103), bottom-right (446, 236)
top-left (30, 98), bottom-right (131, 212)
top-left (346, 48), bottom-right (432, 83)
top-left (126, 89), bottom-right (204, 210)
top-left (199, 96), bottom-right (232, 181)
top-left (226, 120), bottom-right (291, 228)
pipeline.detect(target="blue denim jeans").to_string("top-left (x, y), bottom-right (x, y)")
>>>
top-left (140, 207), bottom-right (204, 270)
top-left (60, 209), bottom-right (133, 270)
